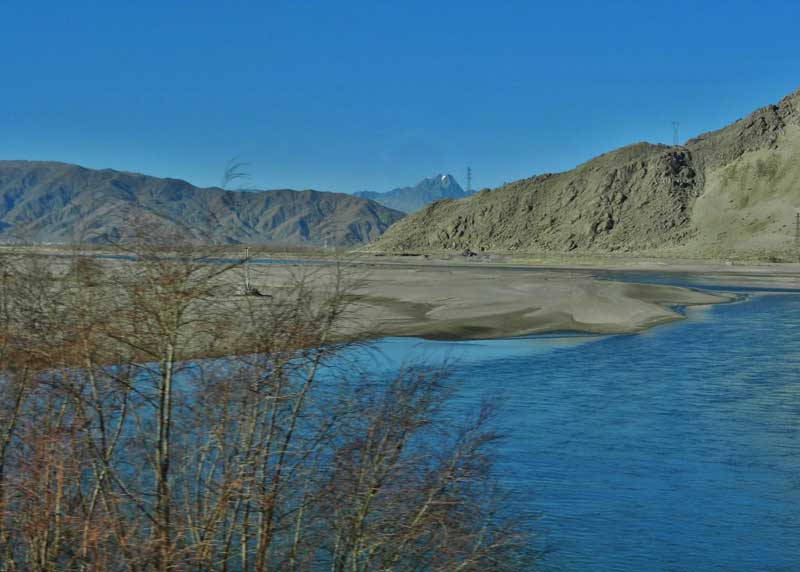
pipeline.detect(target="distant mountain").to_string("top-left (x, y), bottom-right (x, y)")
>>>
top-left (371, 87), bottom-right (800, 259)
top-left (354, 174), bottom-right (469, 213)
top-left (0, 161), bottom-right (404, 246)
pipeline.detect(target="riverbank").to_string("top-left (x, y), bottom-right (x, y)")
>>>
top-left (7, 246), bottom-right (798, 340)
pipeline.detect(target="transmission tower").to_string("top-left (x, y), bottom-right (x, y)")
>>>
top-left (244, 246), bottom-right (251, 293)
top-left (672, 122), bottom-right (680, 146)
top-left (795, 212), bottom-right (800, 252)
top-left (467, 166), bottom-right (472, 193)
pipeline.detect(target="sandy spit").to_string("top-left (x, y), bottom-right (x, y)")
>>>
top-left (251, 263), bottom-right (737, 340)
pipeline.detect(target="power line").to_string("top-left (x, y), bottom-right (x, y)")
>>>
top-left (672, 122), bottom-right (680, 146)
top-left (467, 166), bottom-right (472, 193)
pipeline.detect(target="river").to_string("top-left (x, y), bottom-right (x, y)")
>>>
top-left (361, 273), bottom-right (800, 571)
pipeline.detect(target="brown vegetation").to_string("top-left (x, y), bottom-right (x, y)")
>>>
top-left (0, 235), bottom-right (536, 571)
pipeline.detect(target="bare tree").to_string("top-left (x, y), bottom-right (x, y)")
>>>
top-left (0, 240), bottom-right (538, 571)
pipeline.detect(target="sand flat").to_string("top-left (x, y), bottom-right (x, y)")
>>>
top-left (260, 264), bottom-right (738, 340)
top-left (1, 248), bottom-right (755, 341)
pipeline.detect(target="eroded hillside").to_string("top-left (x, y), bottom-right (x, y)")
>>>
top-left (371, 88), bottom-right (800, 259)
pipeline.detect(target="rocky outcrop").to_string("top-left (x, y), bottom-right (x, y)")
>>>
top-left (374, 143), bottom-right (702, 253)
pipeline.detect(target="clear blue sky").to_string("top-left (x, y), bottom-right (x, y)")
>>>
top-left (2, 0), bottom-right (799, 193)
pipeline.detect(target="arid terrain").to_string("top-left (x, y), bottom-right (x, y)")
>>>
top-left (370, 88), bottom-right (800, 260)
top-left (0, 160), bottom-right (404, 246)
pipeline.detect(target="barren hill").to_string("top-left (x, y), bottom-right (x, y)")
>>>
top-left (371, 88), bottom-right (800, 259)
top-left (0, 161), bottom-right (404, 246)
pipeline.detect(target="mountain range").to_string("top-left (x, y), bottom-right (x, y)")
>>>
top-left (354, 174), bottom-right (470, 213)
top-left (0, 161), bottom-right (404, 246)
top-left (371, 87), bottom-right (800, 259)
top-left (4, 88), bottom-right (799, 258)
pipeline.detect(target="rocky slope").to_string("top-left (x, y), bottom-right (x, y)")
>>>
top-left (0, 161), bottom-right (404, 246)
top-left (354, 174), bottom-right (468, 213)
top-left (371, 88), bottom-right (800, 258)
